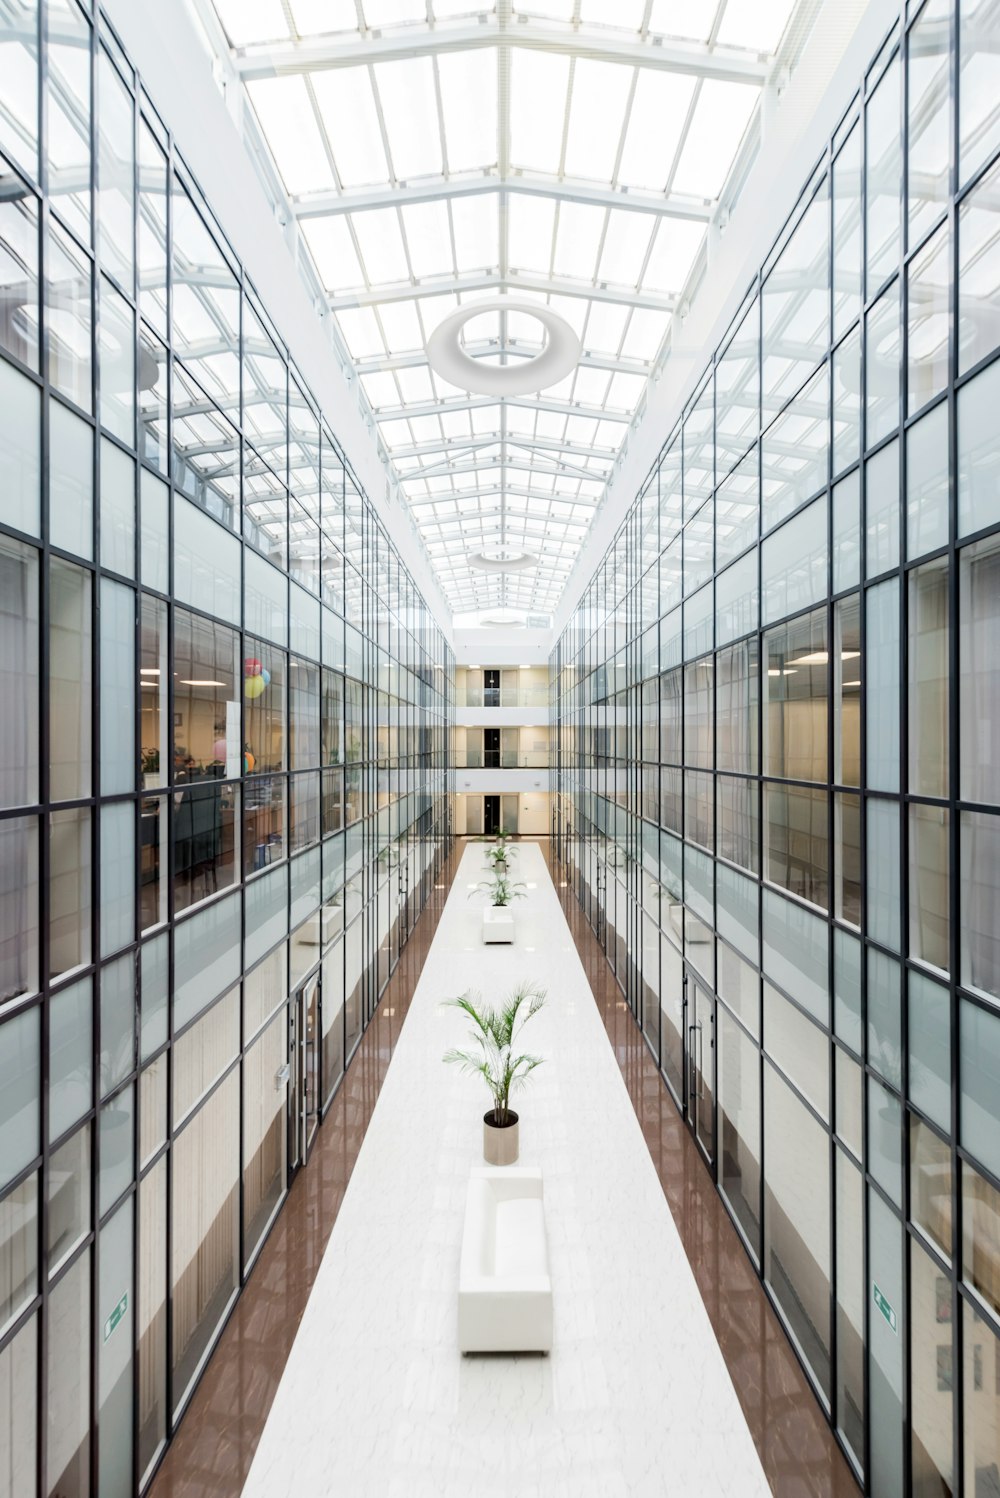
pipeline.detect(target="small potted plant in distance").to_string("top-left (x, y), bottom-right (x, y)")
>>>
top-left (479, 830), bottom-right (516, 874)
top-left (470, 868), bottom-right (526, 944)
top-left (443, 981), bottom-right (546, 1165)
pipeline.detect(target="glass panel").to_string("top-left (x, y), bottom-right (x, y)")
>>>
top-left (172, 987), bottom-right (238, 1128)
top-left (0, 1173), bottom-right (37, 1333)
top-left (959, 0), bottom-right (1000, 185)
top-left (833, 122), bottom-right (862, 340)
top-left (867, 797), bottom-right (901, 951)
top-left (0, 174), bottom-right (39, 374)
top-left (47, 1123), bottom-right (89, 1270)
top-left (866, 578), bottom-right (900, 791)
top-left (718, 1004), bottom-right (760, 1256)
top-left (909, 558), bottom-right (949, 798)
top-left (100, 578), bottom-right (135, 795)
top-left (99, 1084), bottom-right (133, 1215)
top-left (0, 1312), bottom-right (37, 1498)
top-left (46, 221), bottom-right (92, 412)
top-left (763, 608), bottom-right (827, 783)
top-left (764, 981), bottom-right (829, 1119)
top-left (909, 971), bottom-right (951, 1132)
top-left (960, 998), bottom-right (1000, 1180)
top-left (907, 221), bottom-right (950, 414)
top-left (907, 401), bottom-right (949, 558)
top-left (957, 356), bottom-right (1000, 538)
top-left (49, 805), bottom-right (91, 979)
top-left (762, 887), bottom-right (829, 1025)
top-left (833, 469), bottom-right (861, 592)
top-left (46, 1245), bottom-right (90, 1497)
top-left (138, 1158), bottom-right (167, 1483)
top-left (764, 783), bottom-right (828, 910)
top-left (243, 1008), bottom-right (287, 1263)
top-left (962, 812), bottom-right (1000, 1003)
top-left (100, 437), bottom-right (135, 578)
top-left (960, 534), bottom-right (1000, 805)
top-left (0, 358), bottom-right (41, 535)
top-left (97, 49), bottom-right (134, 293)
top-left (836, 1149), bottom-right (865, 1465)
top-left (964, 1161), bottom-right (1000, 1325)
top-left (910, 1233), bottom-right (954, 1498)
top-left (835, 1047), bottom-right (862, 1160)
top-left (101, 803), bottom-right (134, 957)
top-left (0, 1), bottom-right (38, 181)
top-left (866, 54), bottom-right (901, 294)
top-left (764, 1062), bottom-right (831, 1399)
top-left (868, 1189), bottom-right (905, 1498)
top-left (911, 1118), bottom-right (952, 1260)
top-left (0, 536), bottom-right (39, 814)
top-left (958, 154), bottom-right (1000, 377)
top-left (50, 975), bottom-right (91, 1139)
top-left (866, 282), bottom-right (901, 448)
top-left (761, 495), bottom-right (826, 626)
top-left (98, 1198), bottom-right (133, 1498)
top-left (866, 436), bottom-right (900, 576)
top-left (99, 277), bottom-right (135, 446)
top-left (100, 952), bottom-right (135, 1097)
top-left (910, 804), bottom-right (950, 974)
top-left (48, 556), bottom-right (90, 802)
top-left (171, 1068), bottom-right (239, 1412)
top-left (49, 397), bottom-right (92, 559)
top-left (962, 1302), bottom-right (1000, 1498)
top-left (908, 0), bottom-right (950, 243)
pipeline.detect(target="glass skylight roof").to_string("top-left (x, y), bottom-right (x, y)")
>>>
top-left (196, 0), bottom-right (820, 618)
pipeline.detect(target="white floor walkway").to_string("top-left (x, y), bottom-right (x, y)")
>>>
top-left (242, 843), bottom-right (770, 1498)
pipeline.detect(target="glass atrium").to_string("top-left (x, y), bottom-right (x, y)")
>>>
top-left (0, 0), bottom-right (998, 1495)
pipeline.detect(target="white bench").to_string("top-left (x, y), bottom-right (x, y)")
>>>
top-left (482, 906), bottom-right (514, 943)
top-left (458, 1167), bottom-right (552, 1353)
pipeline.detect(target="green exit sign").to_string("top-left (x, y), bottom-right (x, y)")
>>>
top-left (103, 1292), bottom-right (128, 1343)
top-left (873, 1283), bottom-right (897, 1334)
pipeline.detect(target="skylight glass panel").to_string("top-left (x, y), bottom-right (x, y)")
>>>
top-left (642, 219), bottom-right (706, 292)
top-left (245, 77), bottom-right (335, 195)
top-left (717, 0), bottom-right (796, 53)
top-left (565, 415), bottom-right (599, 443)
top-left (579, 0), bottom-right (646, 27)
top-left (362, 0), bottom-right (428, 26)
top-left (417, 292), bottom-right (460, 336)
top-left (671, 80), bottom-right (759, 197)
top-left (512, 0), bottom-right (571, 21)
top-left (438, 52), bottom-right (498, 173)
top-left (569, 364), bottom-right (611, 405)
top-left (301, 217), bottom-right (366, 289)
top-left (451, 194), bottom-right (498, 272)
top-left (617, 71), bottom-right (697, 191)
top-left (508, 196), bottom-right (556, 273)
top-left (647, 0), bottom-right (719, 40)
top-left (362, 371), bottom-right (400, 406)
top-left (535, 410), bottom-right (567, 439)
top-left (311, 70), bottom-right (389, 189)
top-left (553, 202), bottom-right (605, 281)
top-left (600, 210), bottom-right (654, 286)
top-left (563, 60), bottom-right (632, 183)
top-left (400, 199), bottom-right (453, 280)
top-left (378, 419), bottom-right (412, 446)
top-left (440, 410), bottom-right (474, 438)
top-left (375, 299), bottom-right (424, 352)
top-left (510, 52), bottom-right (570, 174)
top-left (374, 58), bottom-right (443, 181)
top-left (350, 208), bottom-right (410, 284)
top-left (545, 295), bottom-right (587, 339)
top-left (408, 414), bottom-right (445, 442)
top-left (288, 0), bottom-right (359, 35)
top-left (395, 365), bottom-right (437, 402)
top-left (214, 0), bottom-right (289, 46)
top-left (334, 307), bottom-right (385, 360)
top-left (620, 307), bottom-right (669, 360)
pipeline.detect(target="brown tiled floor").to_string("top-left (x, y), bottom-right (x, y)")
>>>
top-left (150, 838), bottom-right (859, 1498)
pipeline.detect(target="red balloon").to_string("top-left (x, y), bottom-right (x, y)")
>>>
top-left (244, 657), bottom-right (262, 677)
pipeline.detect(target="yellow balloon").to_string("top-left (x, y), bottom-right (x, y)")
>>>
top-left (244, 674), bottom-right (266, 700)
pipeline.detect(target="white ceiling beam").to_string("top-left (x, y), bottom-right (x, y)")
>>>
top-left (390, 431), bottom-right (615, 461)
top-left (353, 342), bottom-right (651, 378)
top-left (403, 483), bottom-right (600, 505)
top-left (327, 270), bottom-right (675, 312)
top-left (234, 25), bottom-right (769, 85)
top-left (404, 452), bottom-right (610, 482)
top-left (373, 394), bottom-right (628, 423)
top-left (292, 174), bottom-right (713, 222)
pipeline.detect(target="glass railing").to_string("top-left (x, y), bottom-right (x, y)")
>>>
top-left (457, 751), bottom-right (550, 769)
top-left (459, 686), bottom-right (549, 709)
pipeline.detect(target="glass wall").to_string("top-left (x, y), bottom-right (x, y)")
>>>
top-left (553, 5), bottom-right (1000, 1494)
top-left (0, 8), bottom-right (452, 1496)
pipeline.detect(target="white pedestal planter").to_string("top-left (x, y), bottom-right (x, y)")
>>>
top-left (482, 906), bottom-right (514, 943)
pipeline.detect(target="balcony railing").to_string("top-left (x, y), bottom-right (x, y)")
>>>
top-left (460, 685), bottom-right (549, 709)
top-left (457, 751), bottom-right (550, 769)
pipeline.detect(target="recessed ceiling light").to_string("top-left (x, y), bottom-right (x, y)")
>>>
top-left (178, 679), bottom-right (226, 687)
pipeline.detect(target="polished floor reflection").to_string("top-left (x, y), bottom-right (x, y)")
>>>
top-left (543, 842), bottom-right (860, 1498)
top-left (149, 839), bottom-right (859, 1498)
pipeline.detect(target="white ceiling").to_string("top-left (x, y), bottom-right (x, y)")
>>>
top-left (191, 0), bottom-right (823, 622)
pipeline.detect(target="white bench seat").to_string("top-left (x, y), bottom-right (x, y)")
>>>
top-left (458, 1167), bottom-right (552, 1353)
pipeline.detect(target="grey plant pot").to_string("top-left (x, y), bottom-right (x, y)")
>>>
top-left (483, 1109), bottom-right (519, 1166)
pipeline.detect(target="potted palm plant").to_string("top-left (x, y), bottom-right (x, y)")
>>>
top-left (479, 830), bottom-right (516, 873)
top-left (470, 869), bottom-right (526, 943)
top-left (443, 981), bottom-right (546, 1165)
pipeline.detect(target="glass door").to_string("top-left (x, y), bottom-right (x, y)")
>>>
top-left (289, 973), bottom-right (320, 1175)
top-left (686, 976), bottom-right (716, 1165)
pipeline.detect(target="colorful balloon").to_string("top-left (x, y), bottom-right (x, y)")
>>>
top-left (260, 668), bottom-right (271, 687)
top-left (212, 738), bottom-right (227, 762)
top-left (244, 750), bottom-right (255, 773)
top-left (244, 657), bottom-right (262, 677)
top-left (244, 674), bottom-right (265, 700)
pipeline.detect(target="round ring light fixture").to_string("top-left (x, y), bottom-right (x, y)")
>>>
top-left (426, 298), bottom-right (581, 396)
top-left (467, 549), bottom-right (537, 573)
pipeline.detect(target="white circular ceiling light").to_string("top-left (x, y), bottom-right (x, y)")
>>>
top-left (467, 548), bottom-right (537, 573)
top-left (426, 297), bottom-right (581, 396)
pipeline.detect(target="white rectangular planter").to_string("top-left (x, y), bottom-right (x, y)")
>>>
top-left (482, 906), bottom-right (514, 944)
top-left (458, 1167), bottom-right (552, 1353)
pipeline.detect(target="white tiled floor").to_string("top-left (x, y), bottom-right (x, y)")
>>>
top-left (241, 843), bottom-right (769, 1498)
